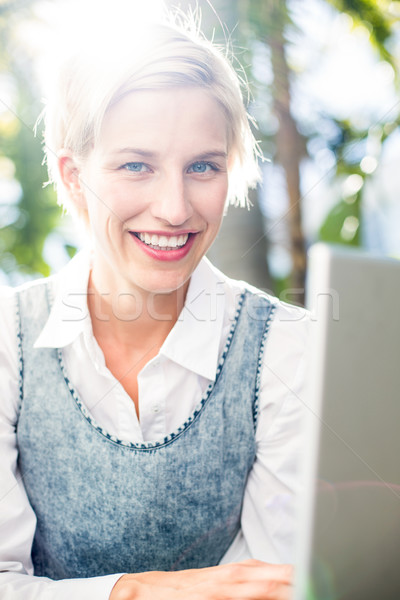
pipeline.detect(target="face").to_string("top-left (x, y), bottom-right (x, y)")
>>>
top-left (67, 87), bottom-right (230, 297)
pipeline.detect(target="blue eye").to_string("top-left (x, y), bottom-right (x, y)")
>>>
top-left (122, 162), bottom-right (148, 172)
top-left (188, 161), bottom-right (215, 174)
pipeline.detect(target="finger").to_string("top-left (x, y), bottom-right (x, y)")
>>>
top-left (121, 562), bottom-right (294, 593)
top-left (186, 580), bottom-right (292, 600)
top-left (216, 562), bottom-right (294, 586)
top-left (233, 581), bottom-right (292, 600)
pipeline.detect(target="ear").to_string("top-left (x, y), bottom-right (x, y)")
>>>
top-left (58, 151), bottom-right (87, 211)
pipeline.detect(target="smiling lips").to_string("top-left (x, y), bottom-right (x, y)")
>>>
top-left (134, 231), bottom-right (189, 250)
top-left (129, 230), bottom-right (196, 262)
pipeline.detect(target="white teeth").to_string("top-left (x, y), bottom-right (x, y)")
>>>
top-left (137, 232), bottom-right (189, 250)
top-left (177, 235), bottom-right (186, 246)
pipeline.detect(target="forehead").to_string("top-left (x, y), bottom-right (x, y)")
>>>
top-left (96, 87), bottom-right (229, 156)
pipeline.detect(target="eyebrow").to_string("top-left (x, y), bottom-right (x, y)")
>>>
top-left (115, 148), bottom-right (157, 158)
top-left (114, 148), bottom-right (228, 160)
top-left (193, 151), bottom-right (228, 161)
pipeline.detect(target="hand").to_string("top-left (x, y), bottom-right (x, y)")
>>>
top-left (109, 559), bottom-right (293, 599)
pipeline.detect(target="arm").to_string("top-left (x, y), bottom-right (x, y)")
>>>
top-left (0, 289), bottom-right (121, 600)
top-left (109, 561), bottom-right (293, 599)
top-left (0, 412), bottom-right (121, 600)
top-left (241, 302), bottom-right (310, 562)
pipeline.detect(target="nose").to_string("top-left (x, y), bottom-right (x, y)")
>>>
top-left (150, 173), bottom-right (194, 226)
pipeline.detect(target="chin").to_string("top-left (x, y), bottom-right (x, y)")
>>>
top-left (141, 278), bottom-right (189, 296)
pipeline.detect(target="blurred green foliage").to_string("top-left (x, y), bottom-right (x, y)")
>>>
top-left (317, 1), bottom-right (400, 249)
top-left (330, 0), bottom-right (396, 63)
top-left (0, 2), bottom-right (62, 280)
top-left (319, 116), bottom-right (398, 246)
top-left (0, 99), bottom-right (62, 277)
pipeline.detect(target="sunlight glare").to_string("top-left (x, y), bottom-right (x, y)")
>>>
top-left (340, 215), bottom-right (359, 242)
top-left (342, 174), bottom-right (364, 198)
top-left (360, 156), bottom-right (378, 175)
top-left (31, 0), bottom-right (167, 100)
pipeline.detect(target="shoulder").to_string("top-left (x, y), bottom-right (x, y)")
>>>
top-left (0, 275), bottom-right (55, 301)
top-left (206, 259), bottom-right (310, 337)
top-left (2, 249), bottom-right (89, 307)
top-left (0, 274), bottom-right (58, 350)
top-left (0, 275), bottom-right (53, 338)
top-left (0, 284), bottom-right (19, 347)
top-left (0, 285), bottom-right (22, 422)
top-left (200, 261), bottom-right (311, 380)
top-left (2, 277), bottom-right (58, 328)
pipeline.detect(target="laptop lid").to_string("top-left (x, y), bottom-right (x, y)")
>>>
top-left (294, 243), bottom-right (400, 600)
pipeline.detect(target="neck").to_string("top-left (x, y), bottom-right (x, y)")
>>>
top-left (87, 271), bottom-right (188, 349)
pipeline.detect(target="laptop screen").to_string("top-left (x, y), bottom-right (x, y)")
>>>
top-left (294, 243), bottom-right (400, 600)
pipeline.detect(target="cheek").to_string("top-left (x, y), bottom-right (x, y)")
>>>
top-left (194, 180), bottom-right (228, 224)
top-left (86, 180), bottom-right (146, 223)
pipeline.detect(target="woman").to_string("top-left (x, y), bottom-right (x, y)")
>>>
top-left (0, 10), bottom-right (309, 600)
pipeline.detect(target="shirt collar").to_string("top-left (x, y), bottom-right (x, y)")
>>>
top-left (160, 257), bottom-right (226, 381)
top-left (34, 252), bottom-right (226, 382)
top-left (34, 249), bottom-right (92, 349)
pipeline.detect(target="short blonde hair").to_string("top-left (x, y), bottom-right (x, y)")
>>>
top-left (42, 12), bottom-right (261, 210)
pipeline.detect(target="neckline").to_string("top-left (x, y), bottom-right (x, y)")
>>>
top-left (57, 291), bottom-right (246, 451)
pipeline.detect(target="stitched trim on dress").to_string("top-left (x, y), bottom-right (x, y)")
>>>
top-left (253, 302), bottom-right (277, 429)
top-left (57, 291), bottom-right (246, 452)
top-left (15, 291), bottom-right (24, 417)
top-left (44, 278), bottom-right (55, 314)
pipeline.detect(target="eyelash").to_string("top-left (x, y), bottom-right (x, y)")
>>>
top-left (121, 162), bottom-right (150, 173)
top-left (120, 161), bottom-right (220, 174)
top-left (187, 161), bottom-right (220, 174)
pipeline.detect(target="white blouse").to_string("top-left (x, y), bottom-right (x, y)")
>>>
top-left (0, 250), bottom-right (310, 600)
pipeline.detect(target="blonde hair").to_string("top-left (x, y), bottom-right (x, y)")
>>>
top-left (42, 11), bottom-right (261, 210)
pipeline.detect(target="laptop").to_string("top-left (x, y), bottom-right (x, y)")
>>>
top-left (294, 243), bottom-right (400, 600)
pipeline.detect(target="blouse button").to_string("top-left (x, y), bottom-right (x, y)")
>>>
top-left (152, 404), bottom-right (160, 413)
